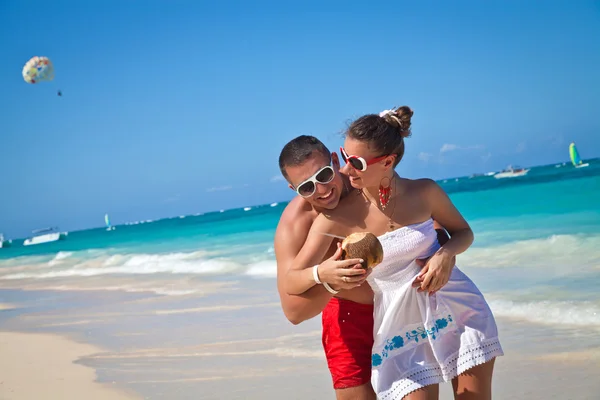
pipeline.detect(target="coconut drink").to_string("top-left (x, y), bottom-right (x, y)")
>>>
top-left (340, 232), bottom-right (384, 270)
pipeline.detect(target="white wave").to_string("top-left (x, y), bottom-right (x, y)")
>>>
top-left (245, 261), bottom-right (277, 278)
top-left (462, 234), bottom-right (600, 269)
top-left (0, 249), bottom-right (273, 280)
top-left (0, 254), bottom-right (53, 269)
top-left (48, 251), bottom-right (73, 266)
top-left (489, 299), bottom-right (600, 328)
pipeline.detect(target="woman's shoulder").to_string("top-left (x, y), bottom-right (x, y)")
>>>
top-left (400, 178), bottom-right (447, 207)
top-left (400, 177), bottom-right (443, 195)
top-left (401, 177), bottom-right (438, 188)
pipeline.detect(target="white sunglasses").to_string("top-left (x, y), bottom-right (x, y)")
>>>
top-left (294, 165), bottom-right (335, 198)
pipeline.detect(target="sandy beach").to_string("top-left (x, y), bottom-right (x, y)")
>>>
top-left (0, 330), bottom-right (140, 400)
top-left (2, 0), bottom-right (600, 398)
top-left (0, 282), bottom-right (599, 400)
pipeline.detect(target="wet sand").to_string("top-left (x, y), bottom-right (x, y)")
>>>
top-left (1, 281), bottom-right (599, 399)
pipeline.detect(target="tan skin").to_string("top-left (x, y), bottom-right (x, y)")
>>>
top-left (275, 151), bottom-right (376, 400)
top-left (287, 138), bottom-right (496, 400)
top-left (275, 151), bottom-right (373, 324)
top-left (275, 150), bottom-right (453, 400)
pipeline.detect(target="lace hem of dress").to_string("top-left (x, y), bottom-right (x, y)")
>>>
top-left (377, 337), bottom-right (504, 400)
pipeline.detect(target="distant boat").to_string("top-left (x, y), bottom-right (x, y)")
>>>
top-left (494, 165), bottom-right (530, 179)
top-left (569, 142), bottom-right (589, 168)
top-left (270, 202), bottom-right (278, 207)
top-left (244, 207), bottom-right (252, 211)
top-left (0, 233), bottom-right (11, 249)
top-left (105, 213), bottom-right (116, 231)
top-left (23, 227), bottom-right (67, 246)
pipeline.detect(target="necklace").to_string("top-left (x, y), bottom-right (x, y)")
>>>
top-left (361, 175), bottom-right (398, 231)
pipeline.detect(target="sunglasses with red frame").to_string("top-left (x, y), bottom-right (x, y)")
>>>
top-left (340, 147), bottom-right (389, 171)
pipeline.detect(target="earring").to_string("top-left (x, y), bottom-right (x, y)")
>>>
top-left (379, 176), bottom-right (392, 210)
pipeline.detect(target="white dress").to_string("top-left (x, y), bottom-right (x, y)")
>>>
top-left (368, 218), bottom-right (503, 399)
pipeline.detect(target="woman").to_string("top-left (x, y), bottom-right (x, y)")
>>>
top-left (286, 107), bottom-right (503, 399)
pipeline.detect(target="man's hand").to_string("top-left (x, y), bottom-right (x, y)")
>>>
top-left (316, 242), bottom-right (368, 290)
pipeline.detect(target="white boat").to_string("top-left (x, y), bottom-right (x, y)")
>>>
top-left (569, 142), bottom-right (589, 168)
top-left (494, 165), bottom-right (530, 179)
top-left (0, 233), bottom-right (11, 248)
top-left (23, 227), bottom-right (67, 246)
top-left (105, 213), bottom-right (116, 231)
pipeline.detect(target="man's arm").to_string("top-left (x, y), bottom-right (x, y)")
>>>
top-left (284, 215), bottom-right (364, 295)
top-left (274, 210), bottom-right (333, 325)
top-left (433, 220), bottom-right (451, 246)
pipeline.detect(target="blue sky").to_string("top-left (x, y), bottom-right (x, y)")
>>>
top-left (1, 0), bottom-right (599, 238)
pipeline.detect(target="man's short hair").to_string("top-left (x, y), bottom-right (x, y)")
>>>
top-left (278, 135), bottom-right (331, 181)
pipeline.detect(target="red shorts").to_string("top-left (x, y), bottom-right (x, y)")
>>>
top-left (322, 297), bottom-right (374, 389)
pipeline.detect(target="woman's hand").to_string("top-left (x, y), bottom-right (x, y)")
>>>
top-left (412, 249), bottom-right (456, 294)
top-left (317, 242), bottom-right (368, 290)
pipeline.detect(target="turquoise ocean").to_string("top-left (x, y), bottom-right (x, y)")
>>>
top-left (1, 159), bottom-right (599, 331)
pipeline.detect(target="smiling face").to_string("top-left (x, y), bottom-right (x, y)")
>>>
top-left (340, 137), bottom-right (396, 190)
top-left (285, 150), bottom-right (345, 210)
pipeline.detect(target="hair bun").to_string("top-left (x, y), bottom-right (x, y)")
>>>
top-left (381, 106), bottom-right (413, 138)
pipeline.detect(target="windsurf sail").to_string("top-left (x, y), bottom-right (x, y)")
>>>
top-left (569, 142), bottom-right (582, 166)
top-left (104, 213), bottom-right (111, 228)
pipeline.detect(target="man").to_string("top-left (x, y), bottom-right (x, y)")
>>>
top-left (275, 135), bottom-right (451, 400)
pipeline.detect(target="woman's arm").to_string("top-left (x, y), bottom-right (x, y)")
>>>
top-left (415, 180), bottom-right (474, 293)
top-left (426, 180), bottom-right (474, 257)
top-left (284, 215), bottom-right (365, 295)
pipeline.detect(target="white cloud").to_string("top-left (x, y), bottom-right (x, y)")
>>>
top-left (516, 142), bottom-right (527, 153)
top-left (270, 175), bottom-right (285, 183)
top-left (440, 144), bottom-right (485, 153)
top-left (206, 185), bottom-right (233, 192)
top-left (418, 152), bottom-right (433, 162)
top-left (440, 144), bottom-right (459, 153)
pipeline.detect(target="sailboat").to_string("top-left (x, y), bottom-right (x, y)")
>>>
top-left (569, 142), bottom-right (589, 168)
top-left (105, 213), bottom-right (116, 231)
top-left (0, 233), bottom-right (11, 248)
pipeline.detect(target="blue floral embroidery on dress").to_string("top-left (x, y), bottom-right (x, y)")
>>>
top-left (436, 317), bottom-right (449, 330)
top-left (371, 314), bottom-right (454, 367)
top-left (372, 353), bottom-right (383, 367)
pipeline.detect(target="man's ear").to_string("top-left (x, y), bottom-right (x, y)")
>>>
top-left (331, 151), bottom-right (340, 168)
